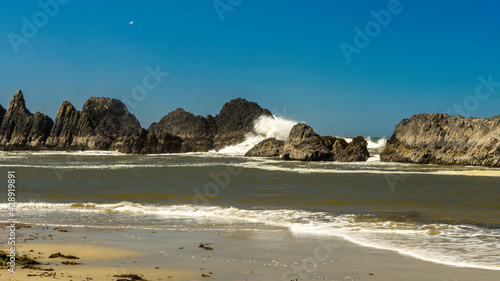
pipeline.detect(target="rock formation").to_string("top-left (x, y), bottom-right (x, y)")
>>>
top-left (278, 123), bottom-right (369, 162)
top-left (381, 114), bottom-right (500, 167)
top-left (150, 98), bottom-right (273, 152)
top-left (213, 98), bottom-right (272, 150)
top-left (282, 123), bottom-right (333, 161)
top-left (333, 136), bottom-right (370, 162)
top-left (46, 101), bottom-right (81, 148)
top-left (244, 138), bottom-right (284, 157)
top-left (148, 108), bottom-right (215, 152)
top-left (0, 90), bottom-right (53, 149)
top-left (46, 97), bottom-right (147, 151)
top-left (0, 90), bottom-right (275, 154)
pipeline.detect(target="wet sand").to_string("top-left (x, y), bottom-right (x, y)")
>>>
top-left (1, 225), bottom-right (499, 281)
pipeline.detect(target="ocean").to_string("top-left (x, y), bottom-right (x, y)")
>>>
top-left (1, 135), bottom-right (499, 272)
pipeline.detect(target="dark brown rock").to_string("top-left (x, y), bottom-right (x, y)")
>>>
top-left (143, 122), bottom-right (184, 154)
top-left (381, 114), bottom-right (500, 167)
top-left (282, 123), bottom-right (332, 161)
top-left (214, 98), bottom-right (272, 150)
top-left (70, 97), bottom-right (142, 150)
top-left (46, 101), bottom-right (81, 148)
top-left (244, 138), bottom-right (284, 157)
top-left (333, 136), bottom-right (369, 162)
top-left (152, 108), bottom-right (215, 152)
top-left (0, 90), bottom-right (53, 149)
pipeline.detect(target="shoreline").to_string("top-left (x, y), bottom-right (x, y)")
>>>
top-left (1, 224), bottom-right (499, 281)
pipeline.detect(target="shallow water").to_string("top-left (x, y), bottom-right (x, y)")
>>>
top-left (1, 146), bottom-right (499, 271)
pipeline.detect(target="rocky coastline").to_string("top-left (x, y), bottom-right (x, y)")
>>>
top-left (381, 113), bottom-right (500, 167)
top-left (0, 90), bottom-right (270, 154)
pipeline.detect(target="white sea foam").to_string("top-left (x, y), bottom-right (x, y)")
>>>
top-left (366, 136), bottom-right (387, 149)
top-left (2, 202), bottom-right (499, 271)
top-left (217, 115), bottom-right (298, 155)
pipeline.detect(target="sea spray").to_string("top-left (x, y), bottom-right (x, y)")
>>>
top-left (217, 115), bottom-right (298, 155)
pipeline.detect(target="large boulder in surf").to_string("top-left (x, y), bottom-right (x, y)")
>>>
top-left (282, 123), bottom-right (332, 161)
top-left (333, 136), bottom-right (370, 162)
top-left (244, 138), bottom-right (284, 157)
top-left (381, 113), bottom-right (500, 167)
top-left (214, 98), bottom-right (273, 150)
top-left (0, 90), bottom-right (54, 149)
top-left (150, 108), bottom-right (215, 152)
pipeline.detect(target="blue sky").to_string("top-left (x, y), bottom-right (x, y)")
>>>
top-left (1, 1), bottom-right (499, 137)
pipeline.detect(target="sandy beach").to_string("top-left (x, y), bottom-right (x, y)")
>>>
top-left (1, 224), bottom-right (499, 281)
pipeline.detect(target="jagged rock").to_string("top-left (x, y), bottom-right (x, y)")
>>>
top-left (244, 138), bottom-right (284, 157)
top-left (0, 104), bottom-right (6, 126)
top-left (282, 123), bottom-right (332, 161)
top-left (322, 136), bottom-right (348, 150)
top-left (46, 101), bottom-right (81, 148)
top-left (333, 136), bottom-right (369, 162)
top-left (152, 108), bottom-right (215, 152)
top-left (0, 91), bottom-right (278, 155)
top-left (70, 97), bottom-right (142, 150)
top-left (0, 90), bottom-right (53, 149)
top-left (143, 122), bottom-right (184, 154)
top-left (381, 114), bottom-right (500, 167)
top-left (109, 128), bottom-right (148, 154)
top-left (214, 98), bottom-right (272, 150)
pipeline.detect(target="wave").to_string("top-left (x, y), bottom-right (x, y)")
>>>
top-left (366, 136), bottom-right (387, 149)
top-left (217, 115), bottom-right (298, 155)
top-left (2, 202), bottom-right (499, 271)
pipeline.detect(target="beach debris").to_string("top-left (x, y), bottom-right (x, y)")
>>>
top-left (61, 261), bottom-right (81, 265)
top-left (0, 251), bottom-right (39, 266)
top-left (48, 252), bottom-right (79, 259)
top-left (198, 242), bottom-right (214, 251)
top-left (113, 274), bottom-right (146, 281)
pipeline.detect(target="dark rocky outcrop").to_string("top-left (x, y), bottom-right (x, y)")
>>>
top-left (333, 136), bottom-right (370, 162)
top-left (0, 90), bottom-right (54, 149)
top-left (46, 101), bottom-right (81, 148)
top-left (143, 122), bottom-right (184, 154)
top-left (46, 97), bottom-right (146, 151)
top-left (214, 98), bottom-right (272, 150)
top-left (279, 123), bottom-right (369, 162)
top-left (282, 124), bottom-right (333, 161)
top-left (71, 97), bottom-right (142, 150)
top-left (150, 98), bottom-right (273, 152)
top-left (244, 138), bottom-right (284, 157)
top-left (149, 108), bottom-right (214, 152)
top-left (381, 114), bottom-right (500, 167)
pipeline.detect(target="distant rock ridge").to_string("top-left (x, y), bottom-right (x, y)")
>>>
top-left (381, 113), bottom-right (500, 167)
top-left (0, 90), bottom-right (273, 154)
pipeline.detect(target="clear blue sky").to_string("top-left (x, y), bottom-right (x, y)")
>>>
top-left (1, 1), bottom-right (499, 137)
